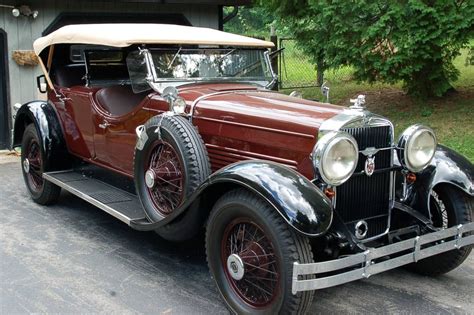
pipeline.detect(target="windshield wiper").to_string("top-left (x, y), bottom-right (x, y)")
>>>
top-left (216, 48), bottom-right (237, 63)
top-left (167, 47), bottom-right (182, 69)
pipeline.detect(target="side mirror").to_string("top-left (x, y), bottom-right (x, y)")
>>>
top-left (36, 75), bottom-right (47, 93)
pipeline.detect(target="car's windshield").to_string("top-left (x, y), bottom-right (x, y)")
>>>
top-left (126, 48), bottom-right (273, 93)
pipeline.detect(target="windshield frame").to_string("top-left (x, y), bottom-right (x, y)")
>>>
top-left (141, 47), bottom-right (277, 89)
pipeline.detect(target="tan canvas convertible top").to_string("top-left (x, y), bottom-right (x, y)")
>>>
top-left (33, 23), bottom-right (274, 55)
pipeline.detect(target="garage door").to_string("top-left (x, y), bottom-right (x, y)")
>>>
top-left (0, 29), bottom-right (9, 149)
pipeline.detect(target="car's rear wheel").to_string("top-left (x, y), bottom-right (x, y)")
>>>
top-left (134, 115), bottom-right (210, 241)
top-left (21, 124), bottom-right (61, 205)
top-left (408, 185), bottom-right (472, 276)
top-left (206, 189), bottom-right (314, 314)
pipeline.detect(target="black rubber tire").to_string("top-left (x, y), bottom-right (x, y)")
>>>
top-left (21, 124), bottom-right (61, 205)
top-left (408, 185), bottom-right (472, 276)
top-left (206, 189), bottom-right (315, 315)
top-left (134, 115), bottom-right (210, 240)
top-left (156, 202), bottom-right (205, 242)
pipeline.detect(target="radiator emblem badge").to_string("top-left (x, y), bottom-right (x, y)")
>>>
top-left (365, 156), bottom-right (375, 176)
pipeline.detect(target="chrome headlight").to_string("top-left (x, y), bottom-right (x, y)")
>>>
top-left (398, 125), bottom-right (436, 172)
top-left (312, 131), bottom-right (359, 186)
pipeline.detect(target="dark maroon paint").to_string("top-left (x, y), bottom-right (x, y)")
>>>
top-left (50, 83), bottom-right (344, 179)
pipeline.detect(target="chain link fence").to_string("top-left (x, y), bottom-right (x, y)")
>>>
top-left (277, 38), bottom-right (354, 90)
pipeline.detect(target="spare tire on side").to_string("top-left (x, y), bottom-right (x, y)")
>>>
top-left (134, 114), bottom-right (211, 241)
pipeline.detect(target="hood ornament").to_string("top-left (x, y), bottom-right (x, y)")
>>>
top-left (349, 94), bottom-right (366, 110)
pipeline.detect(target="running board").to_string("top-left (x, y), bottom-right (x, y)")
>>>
top-left (43, 170), bottom-right (147, 225)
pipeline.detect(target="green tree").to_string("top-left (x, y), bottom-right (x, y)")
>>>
top-left (258, 0), bottom-right (474, 98)
top-left (224, 6), bottom-right (275, 38)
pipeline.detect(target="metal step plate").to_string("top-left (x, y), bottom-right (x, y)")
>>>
top-left (43, 170), bottom-right (147, 225)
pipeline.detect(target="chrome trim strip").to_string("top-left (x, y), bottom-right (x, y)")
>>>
top-left (292, 222), bottom-right (474, 294)
top-left (189, 89), bottom-right (281, 123)
top-left (189, 91), bottom-right (238, 123)
top-left (43, 172), bottom-right (141, 225)
top-left (318, 110), bottom-right (394, 138)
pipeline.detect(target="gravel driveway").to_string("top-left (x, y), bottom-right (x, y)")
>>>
top-left (1, 155), bottom-right (473, 314)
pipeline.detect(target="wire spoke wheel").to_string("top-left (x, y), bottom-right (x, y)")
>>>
top-left (221, 218), bottom-right (280, 308)
top-left (430, 190), bottom-right (449, 229)
top-left (145, 141), bottom-right (185, 216)
top-left (135, 115), bottom-right (210, 240)
top-left (206, 189), bottom-right (315, 313)
top-left (20, 124), bottom-right (61, 205)
top-left (24, 138), bottom-right (44, 193)
top-left (408, 185), bottom-right (472, 276)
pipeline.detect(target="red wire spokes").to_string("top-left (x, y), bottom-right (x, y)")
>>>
top-left (146, 141), bottom-right (184, 215)
top-left (222, 220), bottom-right (279, 308)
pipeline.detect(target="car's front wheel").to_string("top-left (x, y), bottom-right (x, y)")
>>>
top-left (21, 124), bottom-right (61, 205)
top-left (206, 189), bottom-right (314, 314)
top-left (408, 185), bottom-right (472, 276)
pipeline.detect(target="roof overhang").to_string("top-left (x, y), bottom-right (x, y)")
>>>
top-left (33, 23), bottom-right (273, 55)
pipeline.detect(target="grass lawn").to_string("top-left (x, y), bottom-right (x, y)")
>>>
top-left (280, 45), bottom-right (474, 162)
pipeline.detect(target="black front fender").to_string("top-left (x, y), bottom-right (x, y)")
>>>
top-left (207, 161), bottom-right (333, 236)
top-left (414, 145), bottom-right (473, 213)
top-left (13, 101), bottom-right (69, 171)
top-left (131, 160), bottom-right (333, 236)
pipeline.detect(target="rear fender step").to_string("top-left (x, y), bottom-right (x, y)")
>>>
top-left (43, 170), bottom-right (147, 225)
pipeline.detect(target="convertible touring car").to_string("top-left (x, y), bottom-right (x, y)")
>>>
top-left (12, 24), bottom-right (473, 314)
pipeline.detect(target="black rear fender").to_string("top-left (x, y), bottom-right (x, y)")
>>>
top-left (13, 101), bottom-right (70, 171)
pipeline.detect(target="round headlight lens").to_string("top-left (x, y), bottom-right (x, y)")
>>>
top-left (172, 97), bottom-right (187, 114)
top-left (398, 125), bottom-right (436, 172)
top-left (313, 132), bottom-right (359, 186)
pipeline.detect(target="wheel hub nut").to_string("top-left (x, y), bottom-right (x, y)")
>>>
top-left (227, 254), bottom-right (245, 280)
top-left (23, 159), bottom-right (30, 173)
top-left (145, 169), bottom-right (155, 188)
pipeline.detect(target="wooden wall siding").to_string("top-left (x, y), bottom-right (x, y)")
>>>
top-left (0, 0), bottom-right (219, 109)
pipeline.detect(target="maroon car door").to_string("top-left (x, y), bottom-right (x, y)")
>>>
top-left (91, 86), bottom-right (151, 176)
top-left (53, 86), bottom-right (97, 159)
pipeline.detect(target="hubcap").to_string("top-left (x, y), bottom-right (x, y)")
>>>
top-left (145, 169), bottom-right (155, 188)
top-left (23, 158), bottom-right (30, 173)
top-left (227, 254), bottom-right (245, 280)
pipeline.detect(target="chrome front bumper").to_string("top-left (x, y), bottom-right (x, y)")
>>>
top-left (292, 222), bottom-right (474, 294)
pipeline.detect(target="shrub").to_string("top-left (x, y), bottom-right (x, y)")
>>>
top-left (259, 0), bottom-right (474, 98)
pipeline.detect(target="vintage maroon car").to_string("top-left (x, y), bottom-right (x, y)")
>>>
top-left (13, 24), bottom-right (473, 313)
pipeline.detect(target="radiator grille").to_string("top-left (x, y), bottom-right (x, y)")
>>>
top-left (337, 125), bottom-right (392, 239)
top-left (343, 125), bottom-right (392, 172)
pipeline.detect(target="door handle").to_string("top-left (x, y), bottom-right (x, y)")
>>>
top-left (99, 121), bottom-right (111, 129)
